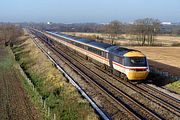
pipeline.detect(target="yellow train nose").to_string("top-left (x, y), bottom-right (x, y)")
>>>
top-left (127, 71), bottom-right (149, 80)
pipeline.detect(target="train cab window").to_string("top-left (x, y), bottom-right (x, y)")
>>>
top-left (124, 57), bottom-right (147, 67)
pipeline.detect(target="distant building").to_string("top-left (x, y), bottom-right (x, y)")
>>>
top-left (47, 22), bottom-right (52, 25)
top-left (161, 22), bottom-right (172, 25)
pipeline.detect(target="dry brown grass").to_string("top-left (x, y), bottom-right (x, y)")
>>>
top-left (156, 35), bottom-right (180, 43)
top-left (65, 32), bottom-right (180, 46)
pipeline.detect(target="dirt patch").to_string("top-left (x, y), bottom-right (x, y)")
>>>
top-left (0, 46), bottom-right (40, 120)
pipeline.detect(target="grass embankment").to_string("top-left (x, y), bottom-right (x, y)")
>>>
top-left (12, 33), bottom-right (99, 120)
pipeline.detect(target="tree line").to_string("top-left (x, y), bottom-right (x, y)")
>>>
top-left (24, 18), bottom-right (180, 46)
top-left (0, 24), bottom-right (23, 46)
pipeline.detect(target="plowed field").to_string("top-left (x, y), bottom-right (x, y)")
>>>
top-left (0, 46), bottom-right (40, 120)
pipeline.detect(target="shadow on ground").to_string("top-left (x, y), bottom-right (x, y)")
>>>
top-left (146, 60), bottom-right (180, 86)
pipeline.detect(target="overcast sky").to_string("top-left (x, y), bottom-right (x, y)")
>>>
top-left (0, 0), bottom-right (180, 23)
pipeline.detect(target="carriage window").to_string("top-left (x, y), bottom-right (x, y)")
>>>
top-left (101, 52), bottom-right (106, 58)
top-left (113, 55), bottom-right (120, 63)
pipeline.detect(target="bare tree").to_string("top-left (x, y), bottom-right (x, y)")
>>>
top-left (132, 18), bottom-right (160, 46)
top-left (0, 24), bottom-right (23, 46)
top-left (105, 20), bottom-right (123, 44)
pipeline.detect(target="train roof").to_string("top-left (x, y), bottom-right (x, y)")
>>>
top-left (46, 31), bottom-right (141, 56)
top-left (47, 31), bottom-right (114, 50)
top-left (88, 41), bottom-right (113, 50)
top-left (76, 38), bottom-right (94, 43)
top-left (61, 33), bottom-right (112, 49)
top-left (109, 47), bottom-right (135, 56)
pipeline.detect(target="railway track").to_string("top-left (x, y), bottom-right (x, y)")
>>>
top-left (34, 36), bottom-right (142, 119)
top-left (51, 39), bottom-right (180, 119)
top-left (55, 44), bottom-right (163, 119)
top-left (32, 32), bottom-right (170, 119)
top-left (93, 64), bottom-right (180, 116)
top-left (140, 84), bottom-right (180, 105)
top-left (51, 39), bottom-right (180, 115)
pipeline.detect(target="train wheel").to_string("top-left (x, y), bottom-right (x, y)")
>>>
top-left (85, 56), bottom-right (88, 60)
top-left (120, 72), bottom-right (124, 79)
top-left (104, 64), bottom-right (108, 70)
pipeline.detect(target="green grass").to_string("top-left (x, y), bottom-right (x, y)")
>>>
top-left (0, 46), bottom-right (15, 70)
top-left (21, 73), bottom-right (49, 120)
top-left (12, 35), bottom-right (98, 120)
top-left (166, 81), bottom-right (180, 94)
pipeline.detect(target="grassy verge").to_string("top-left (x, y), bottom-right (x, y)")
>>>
top-left (12, 32), bottom-right (99, 120)
top-left (165, 81), bottom-right (180, 94)
top-left (148, 72), bottom-right (180, 94)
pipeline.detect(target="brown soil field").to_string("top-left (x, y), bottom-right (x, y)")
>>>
top-left (0, 46), bottom-right (40, 120)
top-left (156, 35), bottom-right (180, 45)
top-left (129, 47), bottom-right (180, 69)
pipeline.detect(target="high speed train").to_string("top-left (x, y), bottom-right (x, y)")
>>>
top-left (32, 29), bottom-right (149, 81)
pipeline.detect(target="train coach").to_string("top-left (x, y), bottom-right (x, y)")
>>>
top-left (33, 29), bottom-right (149, 81)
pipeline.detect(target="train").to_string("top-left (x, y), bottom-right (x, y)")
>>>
top-left (31, 28), bottom-right (149, 81)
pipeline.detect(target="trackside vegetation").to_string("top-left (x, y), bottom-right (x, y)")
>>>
top-left (12, 31), bottom-right (99, 120)
top-left (166, 81), bottom-right (180, 94)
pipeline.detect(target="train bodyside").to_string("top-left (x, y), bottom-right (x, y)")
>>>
top-left (41, 30), bottom-right (149, 80)
top-left (44, 31), bottom-right (110, 66)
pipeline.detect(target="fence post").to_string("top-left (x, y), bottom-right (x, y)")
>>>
top-left (48, 107), bottom-right (50, 117)
top-left (53, 113), bottom-right (56, 120)
top-left (43, 100), bottom-right (46, 108)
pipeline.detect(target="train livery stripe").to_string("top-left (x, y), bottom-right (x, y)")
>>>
top-left (46, 33), bottom-right (147, 71)
top-left (113, 61), bottom-right (147, 70)
top-left (46, 33), bottom-right (108, 61)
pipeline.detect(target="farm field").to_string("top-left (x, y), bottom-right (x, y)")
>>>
top-left (0, 45), bottom-right (40, 120)
top-left (65, 32), bottom-right (180, 46)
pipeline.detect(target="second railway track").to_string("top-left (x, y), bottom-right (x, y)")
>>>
top-left (32, 30), bottom-right (180, 120)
